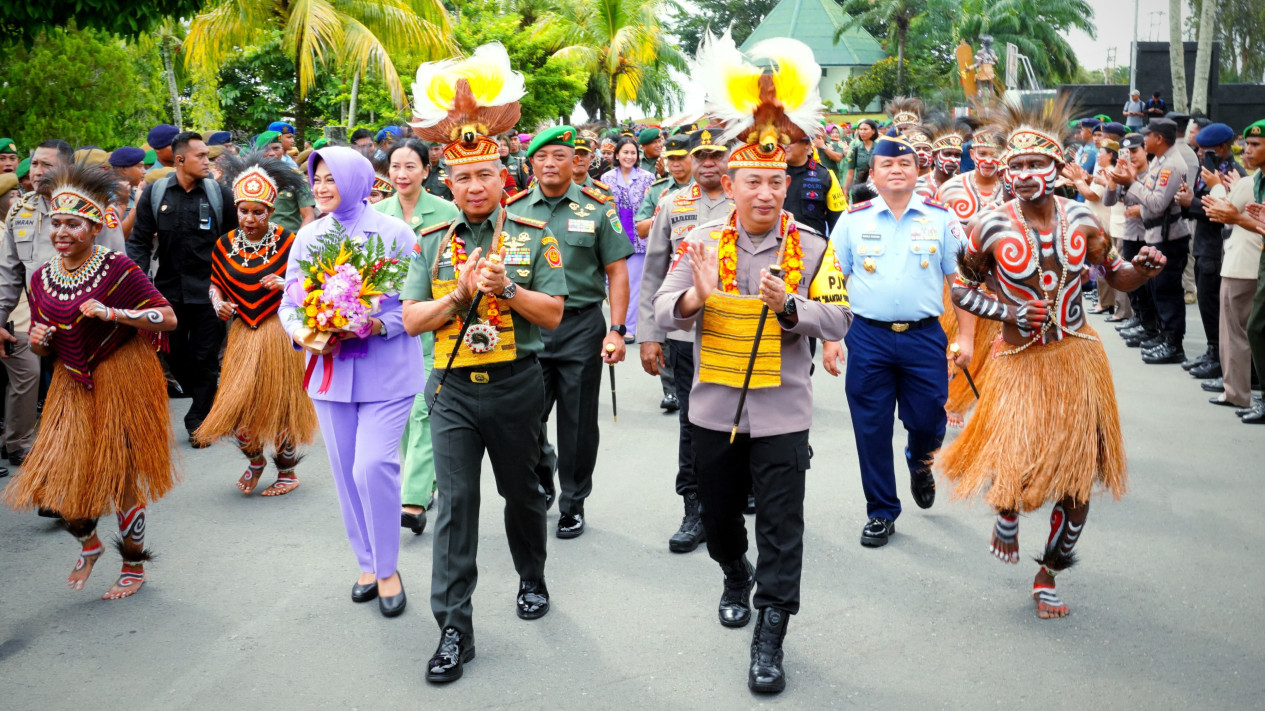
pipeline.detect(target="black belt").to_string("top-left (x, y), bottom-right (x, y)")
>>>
top-left (447, 355), bottom-right (538, 384)
top-left (857, 315), bottom-right (938, 333)
top-left (563, 302), bottom-right (601, 316)
top-left (1142, 212), bottom-right (1179, 230)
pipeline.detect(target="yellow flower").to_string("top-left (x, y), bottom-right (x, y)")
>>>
top-left (305, 305), bottom-right (318, 317)
top-left (303, 278), bottom-right (315, 290)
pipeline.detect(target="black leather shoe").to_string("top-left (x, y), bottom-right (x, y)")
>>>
top-left (7, 448), bottom-right (25, 466)
top-left (744, 493), bottom-right (756, 515)
top-left (718, 556), bottom-right (754, 628)
top-left (1234, 399), bottom-right (1262, 417)
top-left (351, 579), bottom-right (379, 603)
top-left (910, 473), bottom-right (935, 509)
top-left (1123, 331), bottom-right (1156, 348)
top-left (1241, 404), bottom-right (1265, 424)
top-left (557, 512), bottom-right (585, 539)
top-left (0, 465), bottom-right (8, 478)
top-left (426, 627), bottom-right (475, 684)
top-left (860, 517), bottom-right (895, 547)
top-left (1114, 317), bottom-right (1140, 331)
top-left (1139, 335), bottom-right (1167, 351)
top-left (1210, 396), bottom-right (1243, 407)
top-left (1119, 324), bottom-right (1148, 339)
top-left (401, 509), bottom-right (427, 535)
top-left (748, 608), bottom-right (789, 694)
top-left (378, 573), bottom-right (406, 618)
top-left (1142, 343), bottom-right (1185, 364)
top-left (516, 579), bottom-right (550, 620)
top-left (1201, 378), bottom-right (1225, 393)
top-left (1190, 360), bottom-right (1222, 379)
top-left (660, 393), bottom-right (680, 412)
top-left (1182, 351), bottom-right (1211, 370)
top-left (668, 492), bottom-right (706, 553)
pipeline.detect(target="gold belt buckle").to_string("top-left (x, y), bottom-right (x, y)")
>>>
top-left (891, 322), bottom-right (909, 333)
top-left (470, 371), bottom-right (490, 384)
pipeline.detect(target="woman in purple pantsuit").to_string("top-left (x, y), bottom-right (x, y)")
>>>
top-left (601, 137), bottom-right (655, 338)
top-left (279, 147), bottom-right (425, 618)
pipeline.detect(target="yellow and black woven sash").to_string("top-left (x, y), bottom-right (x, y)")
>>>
top-left (699, 292), bottom-right (781, 389)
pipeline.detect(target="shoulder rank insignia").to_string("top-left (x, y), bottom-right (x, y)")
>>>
top-left (505, 190), bottom-right (531, 205)
top-left (922, 198), bottom-right (949, 211)
top-left (675, 184), bottom-right (702, 203)
top-left (650, 176), bottom-right (669, 187)
top-left (509, 214), bottom-right (547, 229)
top-left (592, 179), bottom-right (611, 191)
top-left (847, 200), bottom-right (872, 213)
top-left (580, 185), bottom-right (608, 203)
top-left (418, 220), bottom-right (452, 237)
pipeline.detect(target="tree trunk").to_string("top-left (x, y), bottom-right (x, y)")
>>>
top-left (1189, 0), bottom-right (1216, 114)
top-left (610, 73), bottom-right (619, 124)
top-left (896, 22), bottom-right (907, 95)
top-left (1168, 0), bottom-right (1189, 113)
top-left (162, 35), bottom-right (182, 130)
top-left (294, 69), bottom-right (308, 147)
top-left (349, 68), bottom-right (361, 128)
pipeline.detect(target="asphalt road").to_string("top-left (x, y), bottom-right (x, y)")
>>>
top-left (1, 302), bottom-right (1262, 710)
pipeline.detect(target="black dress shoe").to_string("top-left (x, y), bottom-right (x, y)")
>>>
top-left (668, 492), bottom-right (706, 553)
top-left (351, 579), bottom-right (379, 603)
top-left (1182, 353), bottom-right (1209, 370)
top-left (718, 556), bottom-right (754, 628)
top-left (378, 573), bottom-right (406, 617)
top-left (1139, 335), bottom-right (1167, 351)
top-left (7, 448), bottom-right (25, 466)
top-left (749, 607), bottom-right (790, 694)
top-left (860, 517), bottom-right (895, 547)
top-left (1115, 317), bottom-right (1140, 331)
top-left (401, 509), bottom-right (427, 535)
top-left (660, 393), bottom-right (680, 412)
top-left (0, 465), bottom-right (8, 478)
top-left (1201, 377), bottom-right (1225, 393)
top-left (910, 473), bottom-right (935, 509)
top-left (516, 579), bottom-right (550, 620)
top-left (1142, 343), bottom-right (1185, 364)
top-left (744, 493), bottom-right (756, 515)
top-left (426, 627), bottom-right (475, 684)
top-left (557, 512), bottom-right (585, 539)
top-left (1119, 324), bottom-right (1148, 339)
top-left (1190, 360), bottom-right (1222, 379)
top-left (1241, 404), bottom-right (1265, 424)
top-left (1123, 331), bottom-right (1156, 348)
top-left (1235, 399), bottom-right (1262, 417)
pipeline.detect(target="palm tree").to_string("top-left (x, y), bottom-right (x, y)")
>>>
top-left (1189, 0), bottom-right (1217, 114)
top-left (156, 19), bottom-right (184, 129)
top-left (836, 0), bottom-right (928, 95)
top-left (1168, 0), bottom-right (1189, 113)
top-left (538, 0), bottom-right (687, 122)
top-left (954, 0), bottom-right (1097, 85)
top-left (185, 0), bottom-right (453, 136)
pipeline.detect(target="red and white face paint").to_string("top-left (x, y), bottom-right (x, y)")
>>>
top-left (915, 148), bottom-right (933, 169)
top-left (1004, 158), bottom-right (1059, 200)
top-left (972, 149), bottom-right (1003, 177)
top-left (934, 149), bottom-right (962, 175)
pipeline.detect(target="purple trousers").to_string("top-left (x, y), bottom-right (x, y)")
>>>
top-left (314, 396), bottom-right (414, 578)
top-left (625, 252), bottom-right (645, 338)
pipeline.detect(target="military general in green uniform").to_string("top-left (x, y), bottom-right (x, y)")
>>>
top-left (401, 134), bottom-right (567, 684)
top-left (639, 127), bottom-right (665, 176)
top-left (509, 126), bottom-right (633, 539)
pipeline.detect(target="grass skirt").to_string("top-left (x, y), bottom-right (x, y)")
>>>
top-left (935, 325), bottom-right (1127, 513)
top-left (4, 335), bottom-right (176, 519)
top-left (194, 316), bottom-right (317, 449)
top-left (945, 317), bottom-right (1003, 417)
top-left (938, 282), bottom-right (958, 344)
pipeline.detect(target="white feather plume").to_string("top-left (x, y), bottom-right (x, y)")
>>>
top-left (410, 42), bottom-right (526, 129)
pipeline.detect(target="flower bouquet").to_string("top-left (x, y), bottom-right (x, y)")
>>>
top-left (293, 222), bottom-right (410, 351)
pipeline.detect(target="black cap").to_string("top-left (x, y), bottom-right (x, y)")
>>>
top-left (689, 128), bottom-right (727, 155)
top-left (1141, 118), bottom-right (1178, 144)
top-left (1120, 133), bottom-right (1145, 151)
top-left (662, 134), bottom-right (691, 158)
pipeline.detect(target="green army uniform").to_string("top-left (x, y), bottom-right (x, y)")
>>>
top-left (403, 204), bottom-right (567, 636)
top-left (843, 139), bottom-right (873, 189)
top-left (375, 191), bottom-right (461, 517)
top-left (638, 127), bottom-right (663, 176)
top-left (423, 161), bottom-right (453, 201)
top-left (636, 176), bottom-right (690, 223)
top-left (578, 174), bottom-right (612, 202)
top-left (506, 157), bottom-right (633, 523)
top-left (271, 177), bottom-right (316, 234)
top-left (819, 139), bottom-right (845, 175)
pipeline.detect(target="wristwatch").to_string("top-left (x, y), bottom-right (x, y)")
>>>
top-left (781, 294), bottom-right (797, 316)
top-left (610, 324), bottom-right (627, 336)
top-left (499, 282), bottom-right (518, 300)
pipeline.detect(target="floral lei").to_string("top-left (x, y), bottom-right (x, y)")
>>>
top-left (716, 211), bottom-right (803, 294)
top-left (448, 232), bottom-right (504, 328)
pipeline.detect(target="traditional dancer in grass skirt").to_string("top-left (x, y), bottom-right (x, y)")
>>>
top-left (936, 98), bottom-right (1167, 619)
top-left (4, 165), bottom-right (178, 600)
top-left (194, 154), bottom-right (317, 496)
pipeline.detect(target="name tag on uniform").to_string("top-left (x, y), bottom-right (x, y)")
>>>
top-left (568, 219), bottom-right (595, 233)
top-left (669, 213), bottom-right (696, 225)
top-left (504, 247), bottom-right (531, 266)
top-left (861, 232), bottom-right (882, 240)
top-left (437, 255), bottom-right (453, 268)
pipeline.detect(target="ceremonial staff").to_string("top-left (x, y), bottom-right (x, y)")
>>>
top-left (949, 342), bottom-right (980, 399)
top-left (605, 342), bottom-right (618, 422)
top-left (429, 252), bottom-right (502, 415)
top-left (730, 264), bottom-right (782, 443)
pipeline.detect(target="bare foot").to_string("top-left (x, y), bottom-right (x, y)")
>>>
top-left (990, 513), bottom-right (1020, 564)
top-left (237, 462), bottom-right (267, 495)
top-left (1032, 568), bottom-right (1069, 619)
top-left (261, 476), bottom-right (300, 497)
top-left (67, 538), bottom-right (104, 591)
top-left (378, 571), bottom-right (402, 597)
top-left (946, 412), bottom-right (965, 430)
top-left (357, 571), bottom-right (376, 586)
top-left (102, 563), bottom-right (145, 600)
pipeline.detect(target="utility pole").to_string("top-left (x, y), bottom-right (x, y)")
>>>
top-left (1129, 0), bottom-right (1139, 91)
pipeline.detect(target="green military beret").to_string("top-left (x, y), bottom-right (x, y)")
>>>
top-left (526, 125), bottom-right (576, 159)
top-left (143, 149), bottom-right (156, 166)
top-left (16, 158), bottom-right (29, 179)
top-left (1243, 120), bottom-right (1265, 139)
top-left (0, 138), bottom-right (15, 155)
top-left (638, 127), bottom-right (662, 145)
top-left (255, 131), bottom-right (282, 150)
top-left (312, 138), bottom-right (330, 149)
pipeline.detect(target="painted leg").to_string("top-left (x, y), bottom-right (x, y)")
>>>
top-left (104, 500), bottom-right (152, 600)
top-left (1032, 498), bottom-right (1088, 619)
top-left (262, 431), bottom-right (302, 497)
top-left (990, 511), bottom-right (1019, 564)
top-left (235, 428), bottom-right (267, 495)
top-left (63, 518), bottom-right (102, 591)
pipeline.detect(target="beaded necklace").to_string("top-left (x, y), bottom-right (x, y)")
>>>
top-left (45, 245), bottom-right (108, 299)
top-left (230, 223), bottom-right (282, 266)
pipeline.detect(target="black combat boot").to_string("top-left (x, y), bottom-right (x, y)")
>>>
top-left (717, 555), bottom-right (754, 627)
top-left (668, 492), bottom-right (706, 553)
top-left (748, 607), bottom-right (790, 693)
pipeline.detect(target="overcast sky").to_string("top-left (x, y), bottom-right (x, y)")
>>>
top-left (595, 0), bottom-right (1192, 121)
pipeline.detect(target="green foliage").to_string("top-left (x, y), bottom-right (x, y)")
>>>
top-left (0, 26), bottom-right (165, 149)
top-left (1186, 0), bottom-right (1265, 83)
top-left (453, 0), bottom-right (590, 127)
top-left (837, 56), bottom-right (942, 111)
top-left (0, 0), bottom-right (203, 44)
top-left (955, 0), bottom-right (1097, 84)
top-left (668, 0), bottom-right (781, 55)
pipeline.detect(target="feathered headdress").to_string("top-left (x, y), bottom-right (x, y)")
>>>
top-left (40, 164), bottom-right (116, 225)
top-left (693, 30), bottom-right (823, 163)
top-left (885, 96), bottom-right (925, 130)
top-left (929, 117), bottom-right (965, 153)
top-left (409, 43), bottom-right (525, 165)
top-left (220, 152), bottom-right (306, 208)
top-left (989, 94), bottom-right (1078, 164)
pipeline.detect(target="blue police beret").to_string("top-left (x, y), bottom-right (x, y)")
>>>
top-left (267, 121), bottom-right (296, 134)
top-left (375, 126), bottom-right (403, 142)
top-left (108, 147), bottom-right (146, 167)
top-left (206, 131), bottom-right (232, 146)
top-left (871, 129), bottom-right (915, 158)
top-left (146, 124), bottom-right (180, 149)
top-left (1079, 118), bottom-right (1101, 129)
top-left (1195, 122), bottom-right (1235, 147)
top-left (1100, 122), bottom-right (1128, 138)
